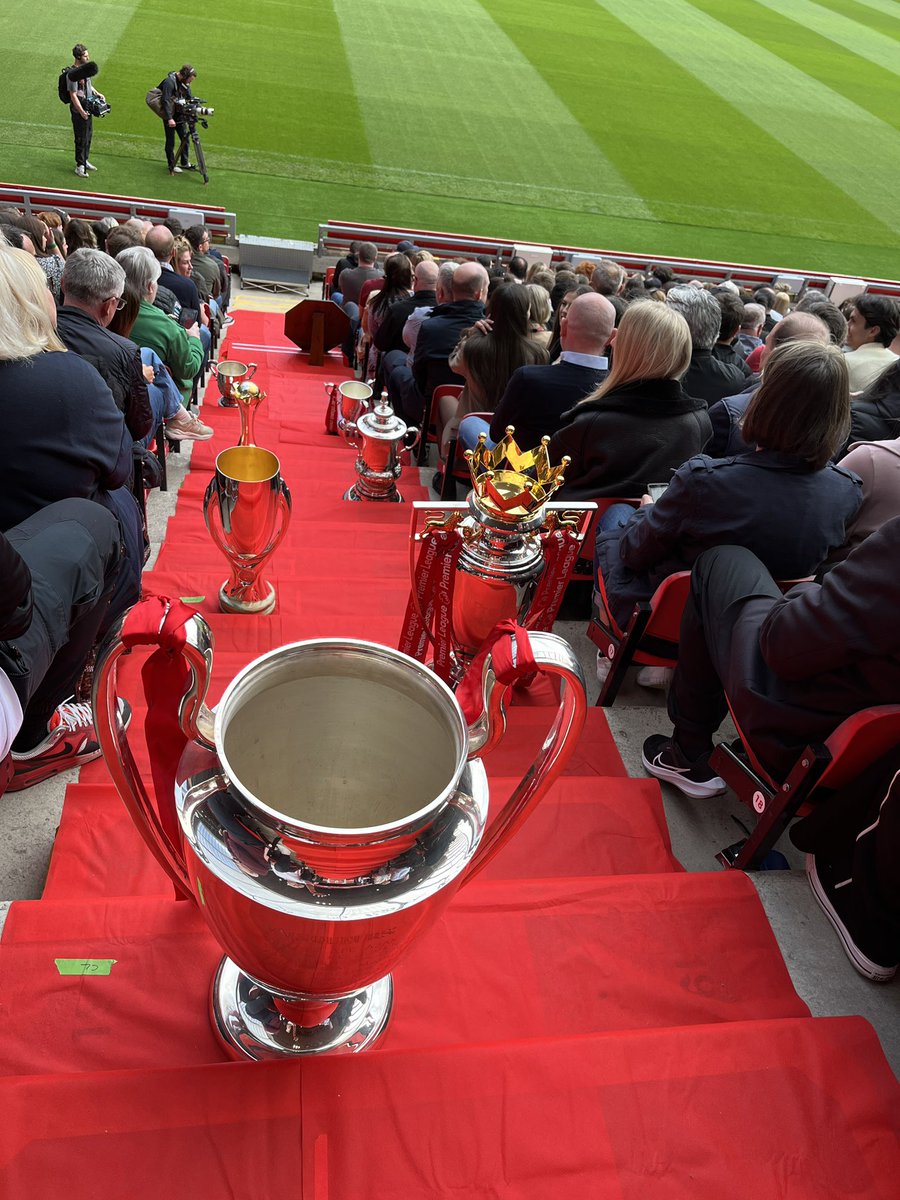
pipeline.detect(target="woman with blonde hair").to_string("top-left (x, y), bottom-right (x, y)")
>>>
top-left (0, 247), bottom-right (141, 620)
top-left (549, 300), bottom-right (711, 499)
top-left (524, 283), bottom-right (552, 348)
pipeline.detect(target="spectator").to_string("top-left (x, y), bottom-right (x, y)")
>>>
top-left (590, 259), bottom-right (626, 296)
top-left (549, 301), bottom-right (710, 501)
top-left (596, 340), bottom-right (862, 632)
top-left (373, 259), bottom-right (438, 357)
top-left (120, 246), bottom-right (203, 401)
top-left (844, 295), bottom-right (899, 393)
top-left (184, 225), bottom-right (223, 302)
top-left (13, 215), bottom-right (64, 300)
top-left (461, 292), bottom-right (615, 452)
top-left (524, 283), bottom-right (552, 349)
top-left (441, 282), bottom-right (548, 452)
top-left (735, 302), bottom-right (765, 358)
top-left (706, 311), bottom-right (829, 458)
top-left (508, 256), bottom-right (528, 282)
top-left (825, 432), bottom-right (900, 566)
top-left (795, 294), bottom-right (848, 346)
top-left (846, 359), bottom-right (900, 446)
top-left (667, 287), bottom-right (749, 406)
top-left (1, 500), bottom-right (123, 792)
top-left (754, 286), bottom-right (781, 336)
top-left (64, 218), bottom-right (96, 254)
top-left (360, 252), bottom-right (413, 380)
top-left (711, 290), bottom-right (752, 381)
top-left (106, 224), bottom-right (143, 258)
top-left (0, 247), bottom-right (141, 624)
top-left (546, 283), bottom-right (592, 361)
top-left (338, 241), bottom-right (381, 309)
top-left (331, 240), bottom-right (359, 300)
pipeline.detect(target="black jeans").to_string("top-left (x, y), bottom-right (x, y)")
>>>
top-left (71, 108), bottom-right (93, 167)
top-left (0, 500), bottom-right (121, 749)
top-left (164, 120), bottom-right (189, 169)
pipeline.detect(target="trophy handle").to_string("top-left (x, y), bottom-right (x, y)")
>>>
top-left (92, 600), bottom-right (217, 899)
top-left (402, 426), bottom-right (420, 455)
top-left (462, 630), bottom-right (586, 882)
top-left (268, 479), bottom-right (292, 555)
top-left (246, 363), bottom-right (258, 381)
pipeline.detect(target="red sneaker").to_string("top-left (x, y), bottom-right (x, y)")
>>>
top-left (8, 698), bottom-right (130, 791)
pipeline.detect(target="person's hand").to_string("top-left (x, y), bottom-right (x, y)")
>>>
top-left (187, 322), bottom-right (200, 339)
top-left (142, 364), bottom-right (155, 383)
top-left (472, 317), bottom-right (493, 336)
top-left (639, 493), bottom-right (653, 507)
top-left (167, 118), bottom-right (175, 128)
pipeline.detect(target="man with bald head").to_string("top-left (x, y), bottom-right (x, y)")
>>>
top-left (374, 259), bottom-right (439, 356)
top-left (706, 310), bottom-right (830, 457)
top-left (385, 260), bottom-right (488, 426)
top-left (462, 293), bottom-right (615, 450)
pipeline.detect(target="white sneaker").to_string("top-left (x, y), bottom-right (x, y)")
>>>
top-left (596, 651), bottom-right (612, 684)
top-left (167, 412), bottom-right (213, 441)
top-left (636, 665), bottom-right (674, 690)
top-left (85, 161), bottom-right (98, 171)
top-left (170, 165), bottom-right (183, 174)
top-left (75, 165), bottom-right (87, 177)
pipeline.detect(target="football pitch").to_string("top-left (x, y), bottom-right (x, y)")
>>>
top-left (5, 0), bottom-right (900, 279)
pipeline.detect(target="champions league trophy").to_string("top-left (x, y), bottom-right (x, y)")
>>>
top-left (324, 380), bottom-right (372, 439)
top-left (203, 446), bottom-right (292, 615)
top-left (400, 428), bottom-right (596, 685)
top-left (93, 604), bottom-right (586, 1061)
top-left (344, 396), bottom-right (419, 503)
top-left (210, 360), bottom-right (257, 408)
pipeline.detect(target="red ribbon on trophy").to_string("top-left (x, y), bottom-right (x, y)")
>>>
top-left (121, 596), bottom-right (197, 879)
top-left (324, 382), bottom-right (339, 435)
top-left (455, 619), bottom-right (538, 724)
top-left (527, 526), bottom-right (585, 631)
top-left (398, 527), bottom-right (464, 682)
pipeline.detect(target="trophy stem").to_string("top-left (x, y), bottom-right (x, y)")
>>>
top-left (218, 579), bottom-right (277, 615)
top-left (211, 957), bottom-right (393, 1060)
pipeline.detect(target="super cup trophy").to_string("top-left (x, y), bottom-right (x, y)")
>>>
top-left (234, 381), bottom-right (266, 447)
top-left (324, 380), bottom-right (372, 440)
top-left (401, 428), bottom-right (595, 684)
top-left (211, 360), bottom-right (257, 408)
top-left (204, 446), bottom-right (291, 615)
top-left (344, 396), bottom-right (419, 503)
top-left (93, 601), bottom-right (586, 1061)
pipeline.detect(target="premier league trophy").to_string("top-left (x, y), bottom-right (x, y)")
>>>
top-left (400, 428), bottom-right (596, 684)
top-left (210, 360), bottom-right (257, 408)
top-left (203, 446), bottom-right (292, 615)
top-left (93, 604), bottom-right (586, 1061)
top-left (344, 396), bottom-right (419, 503)
top-left (324, 380), bottom-right (372, 439)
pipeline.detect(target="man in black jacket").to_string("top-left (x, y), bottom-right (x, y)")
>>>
top-left (159, 65), bottom-right (196, 174)
top-left (642, 523), bottom-right (900, 981)
top-left (57, 250), bottom-right (152, 442)
top-left (667, 287), bottom-right (748, 407)
top-left (0, 499), bottom-right (122, 794)
top-left (383, 261), bottom-right (488, 426)
top-left (374, 259), bottom-right (438, 356)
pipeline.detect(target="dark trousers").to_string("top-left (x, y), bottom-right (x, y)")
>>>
top-left (164, 120), bottom-right (189, 169)
top-left (0, 500), bottom-right (121, 749)
top-left (382, 350), bottom-right (427, 426)
top-left (71, 109), bottom-right (93, 167)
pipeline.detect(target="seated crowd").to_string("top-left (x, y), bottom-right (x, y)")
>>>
top-left (0, 205), bottom-right (233, 792)
top-left (336, 239), bottom-right (900, 981)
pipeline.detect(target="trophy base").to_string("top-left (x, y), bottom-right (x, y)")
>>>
top-left (344, 485), bottom-right (403, 503)
top-left (218, 396), bottom-right (238, 408)
top-left (211, 958), bottom-right (393, 1061)
top-left (218, 581), bottom-right (277, 616)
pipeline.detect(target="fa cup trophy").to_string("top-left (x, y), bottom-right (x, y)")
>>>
top-left (401, 428), bottom-right (595, 684)
top-left (204, 446), bottom-right (291, 615)
top-left (93, 601), bottom-right (587, 1061)
top-left (324, 380), bottom-right (372, 439)
top-left (344, 396), bottom-right (419, 503)
top-left (210, 360), bottom-right (257, 408)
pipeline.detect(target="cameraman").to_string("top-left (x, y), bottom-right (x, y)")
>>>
top-left (159, 64), bottom-right (197, 175)
top-left (67, 44), bottom-right (105, 178)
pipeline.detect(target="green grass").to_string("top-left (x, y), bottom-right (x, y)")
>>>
top-left (4, 0), bottom-right (900, 279)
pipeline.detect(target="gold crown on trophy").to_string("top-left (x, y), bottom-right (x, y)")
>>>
top-left (465, 427), bottom-right (570, 517)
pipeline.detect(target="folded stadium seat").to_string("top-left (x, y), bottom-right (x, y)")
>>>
top-left (712, 703), bottom-right (900, 869)
top-left (418, 383), bottom-right (463, 467)
top-left (323, 266), bottom-right (335, 299)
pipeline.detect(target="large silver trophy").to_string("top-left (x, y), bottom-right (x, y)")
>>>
top-left (93, 606), bottom-right (586, 1061)
top-left (400, 428), bottom-right (596, 684)
top-left (344, 396), bottom-right (419, 503)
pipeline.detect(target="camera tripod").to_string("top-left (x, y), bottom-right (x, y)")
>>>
top-left (174, 117), bottom-right (209, 185)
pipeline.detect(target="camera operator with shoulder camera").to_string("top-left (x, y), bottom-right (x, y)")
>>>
top-left (66, 44), bottom-right (106, 178)
top-left (159, 64), bottom-right (198, 175)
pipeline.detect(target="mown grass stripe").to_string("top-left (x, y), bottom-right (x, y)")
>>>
top-left (330, 0), bottom-right (653, 220)
top-left (595, 0), bottom-right (900, 239)
top-left (750, 0), bottom-right (900, 76)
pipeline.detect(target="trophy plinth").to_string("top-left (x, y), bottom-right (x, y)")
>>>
top-left (212, 959), bottom-right (393, 1060)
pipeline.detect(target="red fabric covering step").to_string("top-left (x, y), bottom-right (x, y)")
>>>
top-left (43, 773), bottom-right (674, 902)
top-left (0, 1017), bottom-right (896, 1198)
top-left (0, 872), bottom-right (805, 1077)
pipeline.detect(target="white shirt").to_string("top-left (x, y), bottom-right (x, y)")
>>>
top-left (559, 350), bottom-right (609, 370)
top-left (0, 669), bottom-right (23, 760)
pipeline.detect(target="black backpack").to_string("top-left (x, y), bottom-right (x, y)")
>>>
top-left (58, 66), bottom-right (71, 104)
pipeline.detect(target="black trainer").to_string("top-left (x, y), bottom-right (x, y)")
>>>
top-left (806, 853), bottom-right (898, 983)
top-left (641, 734), bottom-right (727, 799)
